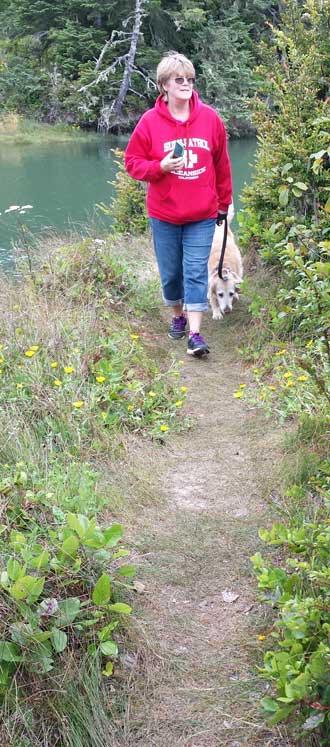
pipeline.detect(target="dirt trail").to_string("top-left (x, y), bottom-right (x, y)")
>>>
top-left (110, 301), bottom-right (293, 747)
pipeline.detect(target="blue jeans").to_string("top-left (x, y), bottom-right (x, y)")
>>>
top-left (149, 218), bottom-right (216, 312)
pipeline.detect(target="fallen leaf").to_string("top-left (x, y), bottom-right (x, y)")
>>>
top-left (221, 590), bottom-right (240, 604)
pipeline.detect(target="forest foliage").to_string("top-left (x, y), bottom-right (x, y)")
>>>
top-left (0, 0), bottom-right (277, 134)
top-left (237, 1), bottom-right (330, 742)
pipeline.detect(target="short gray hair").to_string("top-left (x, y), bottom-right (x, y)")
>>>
top-left (156, 51), bottom-right (195, 95)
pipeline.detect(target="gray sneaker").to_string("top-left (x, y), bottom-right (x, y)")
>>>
top-left (168, 315), bottom-right (187, 340)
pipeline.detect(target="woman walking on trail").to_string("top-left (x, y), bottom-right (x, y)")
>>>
top-left (125, 51), bottom-right (232, 358)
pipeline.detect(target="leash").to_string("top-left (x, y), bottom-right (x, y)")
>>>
top-left (217, 215), bottom-right (228, 280)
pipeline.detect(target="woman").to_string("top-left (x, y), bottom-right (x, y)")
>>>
top-left (125, 51), bottom-right (232, 357)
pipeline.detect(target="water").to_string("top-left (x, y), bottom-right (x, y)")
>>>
top-left (0, 135), bottom-right (256, 272)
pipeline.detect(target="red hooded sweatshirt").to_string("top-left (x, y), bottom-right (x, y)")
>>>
top-left (125, 91), bottom-right (232, 224)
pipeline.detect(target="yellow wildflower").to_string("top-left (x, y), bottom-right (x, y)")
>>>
top-left (253, 368), bottom-right (260, 375)
top-left (101, 411), bottom-right (107, 419)
top-left (50, 362), bottom-right (58, 368)
top-left (175, 400), bottom-right (183, 407)
top-left (30, 346), bottom-right (39, 352)
top-left (305, 340), bottom-right (313, 348)
top-left (72, 401), bottom-right (84, 408)
top-left (258, 635), bottom-right (266, 641)
top-left (25, 350), bottom-right (36, 358)
top-left (53, 379), bottom-right (62, 387)
top-left (260, 392), bottom-right (266, 400)
top-left (180, 386), bottom-right (187, 392)
top-left (148, 391), bottom-right (156, 398)
top-left (130, 334), bottom-right (139, 340)
top-left (239, 384), bottom-right (246, 389)
top-left (297, 375), bottom-right (308, 382)
top-left (275, 349), bottom-right (287, 356)
top-left (178, 360), bottom-right (184, 365)
top-left (0, 358), bottom-right (4, 364)
top-left (283, 371), bottom-right (293, 379)
top-left (172, 371), bottom-right (180, 377)
top-left (95, 375), bottom-right (106, 383)
top-left (233, 391), bottom-right (243, 398)
top-left (127, 405), bottom-right (134, 411)
top-left (160, 425), bottom-right (169, 432)
top-left (268, 385), bottom-right (276, 391)
top-left (285, 380), bottom-right (294, 388)
top-left (64, 366), bottom-right (74, 374)
top-left (16, 383), bottom-right (23, 389)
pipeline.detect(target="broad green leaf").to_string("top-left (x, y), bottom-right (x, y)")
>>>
top-left (100, 640), bottom-right (118, 656)
top-left (9, 531), bottom-right (26, 550)
top-left (279, 188), bottom-right (289, 207)
top-left (104, 524), bottom-right (124, 547)
top-left (30, 551), bottom-right (50, 570)
top-left (57, 597), bottom-right (81, 625)
top-left (113, 550), bottom-right (130, 559)
top-left (51, 628), bottom-right (68, 653)
top-left (98, 622), bottom-right (119, 641)
top-left (108, 603), bottom-right (132, 614)
top-left (294, 182), bottom-right (308, 191)
top-left (82, 530), bottom-right (105, 549)
top-left (102, 661), bottom-right (114, 677)
top-left (0, 641), bottom-right (22, 662)
top-left (260, 696), bottom-right (278, 713)
top-left (0, 571), bottom-right (9, 588)
top-left (117, 564), bottom-right (136, 578)
top-left (60, 534), bottom-right (80, 558)
top-left (7, 558), bottom-right (23, 581)
top-left (92, 574), bottom-right (111, 605)
top-left (26, 576), bottom-right (45, 604)
top-left (67, 513), bottom-right (90, 539)
top-left (10, 575), bottom-right (38, 600)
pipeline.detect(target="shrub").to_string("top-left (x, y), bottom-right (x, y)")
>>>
top-left (98, 149), bottom-right (149, 235)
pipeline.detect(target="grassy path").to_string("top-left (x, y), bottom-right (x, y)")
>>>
top-left (110, 301), bottom-right (293, 747)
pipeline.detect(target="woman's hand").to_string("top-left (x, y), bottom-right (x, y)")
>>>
top-left (160, 151), bottom-right (185, 173)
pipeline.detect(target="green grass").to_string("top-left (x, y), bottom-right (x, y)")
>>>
top-left (0, 113), bottom-right (99, 145)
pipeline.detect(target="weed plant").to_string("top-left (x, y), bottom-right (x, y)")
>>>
top-left (0, 232), bottom-right (187, 745)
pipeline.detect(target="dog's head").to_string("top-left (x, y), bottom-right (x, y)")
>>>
top-left (211, 269), bottom-right (241, 314)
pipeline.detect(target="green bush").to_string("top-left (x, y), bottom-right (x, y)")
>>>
top-left (251, 463), bottom-right (330, 743)
top-left (98, 149), bottom-right (149, 235)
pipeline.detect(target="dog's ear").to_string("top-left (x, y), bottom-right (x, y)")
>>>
top-left (231, 271), bottom-right (243, 285)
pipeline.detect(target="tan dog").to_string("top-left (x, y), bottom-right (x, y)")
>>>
top-left (208, 205), bottom-right (243, 320)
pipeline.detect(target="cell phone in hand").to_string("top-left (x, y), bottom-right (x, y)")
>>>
top-left (173, 141), bottom-right (184, 158)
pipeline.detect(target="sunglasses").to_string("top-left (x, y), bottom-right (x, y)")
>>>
top-left (173, 76), bottom-right (195, 85)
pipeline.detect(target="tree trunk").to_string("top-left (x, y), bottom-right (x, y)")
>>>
top-left (112, 0), bottom-right (144, 119)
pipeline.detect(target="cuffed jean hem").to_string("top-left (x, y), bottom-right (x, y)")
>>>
top-left (183, 302), bottom-right (209, 312)
top-left (163, 296), bottom-right (184, 307)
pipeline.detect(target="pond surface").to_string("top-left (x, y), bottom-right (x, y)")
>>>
top-left (0, 135), bottom-right (256, 272)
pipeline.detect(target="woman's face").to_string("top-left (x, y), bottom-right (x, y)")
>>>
top-left (163, 69), bottom-right (195, 104)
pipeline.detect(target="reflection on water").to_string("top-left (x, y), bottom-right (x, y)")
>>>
top-left (0, 135), bottom-right (256, 273)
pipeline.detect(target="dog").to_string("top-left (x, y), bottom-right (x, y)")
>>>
top-left (208, 205), bottom-right (243, 320)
